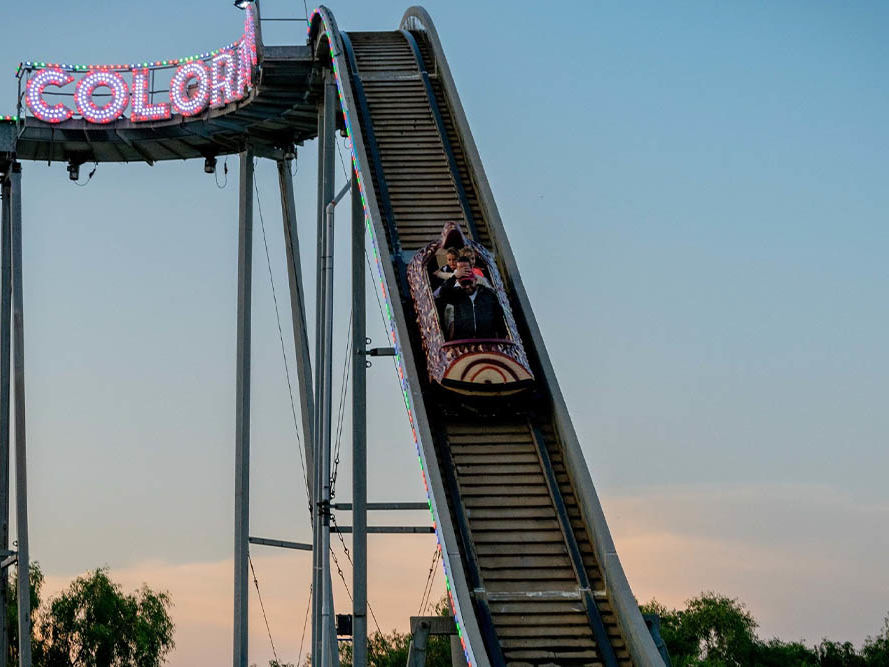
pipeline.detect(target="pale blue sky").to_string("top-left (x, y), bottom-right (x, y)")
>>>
top-left (2, 1), bottom-right (888, 663)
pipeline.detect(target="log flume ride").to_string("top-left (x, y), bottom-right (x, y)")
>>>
top-left (4, 5), bottom-right (665, 664)
top-left (309, 8), bottom-right (663, 666)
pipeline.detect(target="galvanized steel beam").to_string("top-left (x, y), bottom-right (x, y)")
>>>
top-left (249, 536), bottom-right (312, 551)
top-left (10, 163), bottom-right (31, 667)
top-left (233, 147), bottom-right (254, 667)
top-left (351, 175), bottom-right (367, 667)
top-left (312, 70), bottom-right (338, 667)
top-left (0, 170), bottom-right (11, 667)
top-left (277, 158), bottom-right (315, 503)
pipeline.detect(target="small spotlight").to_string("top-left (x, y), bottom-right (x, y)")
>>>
top-left (283, 144), bottom-right (296, 161)
top-left (67, 162), bottom-right (80, 182)
top-left (233, 0), bottom-right (253, 9)
top-left (204, 156), bottom-right (217, 174)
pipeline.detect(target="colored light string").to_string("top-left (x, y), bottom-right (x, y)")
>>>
top-left (16, 40), bottom-right (242, 76)
top-left (310, 9), bottom-right (476, 667)
top-left (15, 5), bottom-right (257, 124)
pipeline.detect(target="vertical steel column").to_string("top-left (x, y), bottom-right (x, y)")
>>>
top-left (310, 96), bottom-right (324, 667)
top-left (9, 163), bottom-right (30, 667)
top-left (233, 147), bottom-right (254, 667)
top-left (276, 158), bottom-right (315, 499)
top-left (0, 173), bottom-right (12, 667)
top-left (312, 70), bottom-right (337, 667)
top-left (318, 165), bottom-right (338, 667)
top-left (350, 176), bottom-right (368, 667)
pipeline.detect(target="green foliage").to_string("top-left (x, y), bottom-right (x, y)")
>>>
top-left (860, 615), bottom-right (889, 665)
top-left (753, 638), bottom-right (819, 666)
top-left (6, 564), bottom-right (174, 667)
top-left (642, 592), bottom-right (758, 666)
top-left (330, 595), bottom-right (455, 667)
top-left (814, 639), bottom-right (866, 666)
top-left (334, 628), bottom-right (454, 667)
top-left (642, 594), bottom-right (889, 667)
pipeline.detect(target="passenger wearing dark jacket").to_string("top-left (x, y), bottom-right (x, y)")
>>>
top-left (436, 257), bottom-right (507, 340)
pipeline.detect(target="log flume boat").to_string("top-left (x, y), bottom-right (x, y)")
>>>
top-left (407, 221), bottom-right (534, 396)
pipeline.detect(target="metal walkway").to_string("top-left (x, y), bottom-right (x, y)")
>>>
top-left (5, 46), bottom-right (317, 164)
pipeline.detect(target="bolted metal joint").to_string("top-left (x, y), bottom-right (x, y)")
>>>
top-left (363, 347), bottom-right (395, 357)
top-left (317, 499), bottom-right (331, 526)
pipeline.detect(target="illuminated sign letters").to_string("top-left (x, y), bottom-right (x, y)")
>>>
top-left (22, 6), bottom-right (257, 125)
top-left (25, 68), bottom-right (74, 123)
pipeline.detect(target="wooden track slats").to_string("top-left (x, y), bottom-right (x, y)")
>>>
top-left (442, 414), bottom-right (627, 664)
top-left (346, 30), bottom-right (631, 665)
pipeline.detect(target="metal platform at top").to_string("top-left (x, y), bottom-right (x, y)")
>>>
top-left (1, 44), bottom-right (319, 166)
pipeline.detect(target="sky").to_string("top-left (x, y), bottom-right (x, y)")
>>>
top-left (2, 1), bottom-right (889, 664)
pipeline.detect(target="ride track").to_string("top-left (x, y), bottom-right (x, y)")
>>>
top-left (309, 7), bottom-right (663, 667)
top-left (0, 5), bottom-right (665, 666)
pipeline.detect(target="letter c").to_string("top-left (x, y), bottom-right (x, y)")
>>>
top-left (25, 68), bottom-right (74, 123)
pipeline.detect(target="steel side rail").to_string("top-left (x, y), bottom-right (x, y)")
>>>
top-left (309, 8), bottom-right (490, 667)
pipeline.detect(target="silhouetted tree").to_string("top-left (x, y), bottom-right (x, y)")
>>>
top-left (642, 594), bottom-right (889, 666)
top-left (6, 564), bottom-right (174, 666)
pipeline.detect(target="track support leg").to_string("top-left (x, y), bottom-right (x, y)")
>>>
top-left (9, 162), bottom-right (31, 667)
top-left (0, 167), bottom-right (12, 667)
top-left (233, 146), bottom-right (254, 667)
top-left (351, 176), bottom-right (368, 666)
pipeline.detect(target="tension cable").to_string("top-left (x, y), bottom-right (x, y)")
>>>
top-left (253, 166), bottom-right (312, 515)
top-left (249, 554), bottom-right (282, 665)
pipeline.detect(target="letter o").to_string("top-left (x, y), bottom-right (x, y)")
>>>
top-left (170, 62), bottom-right (211, 117)
top-left (74, 71), bottom-right (129, 124)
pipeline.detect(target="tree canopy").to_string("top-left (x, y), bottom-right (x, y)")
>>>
top-left (642, 593), bottom-right (889, 666)
top-left (6, 564), bottom-right (174, 667)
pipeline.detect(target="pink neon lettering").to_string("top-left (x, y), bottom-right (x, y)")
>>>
top-left (131, 69), bottom-right (171, 122)
top-left (74, 71), bottom-right (129, 124)
top-left (25, 68), bottom-right (74, 123)
top-left (237, 40), bottom-right (253, 96)
top-left (170, 62), bottom-right (211, 117)
top-left (24, 5), bottom-right (256, 125)
top-left (210, 52), bottom-right (237, 108)
top-left (244, 6), bottom-right (258, 66)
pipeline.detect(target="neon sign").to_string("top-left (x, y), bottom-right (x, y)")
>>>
top-left (21, 5), bottom-right (257, 125)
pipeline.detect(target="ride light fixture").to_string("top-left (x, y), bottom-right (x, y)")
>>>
top-left (204, 156), bottom-right (217, 174)
top-left (66, 161), bottom-right (80, 182)
top-left (234, 0), bottom-right (253, 9)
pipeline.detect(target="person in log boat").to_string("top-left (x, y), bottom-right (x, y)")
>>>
top-left (459, 246), bottom-right (487, 282)
top-left (436, 255), bottom-right (507, 341)
top-left (431, 246), bottom-right (460, 290)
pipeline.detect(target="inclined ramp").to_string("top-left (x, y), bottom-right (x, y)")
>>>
top-left (309, 7), bottom-right (664, 667)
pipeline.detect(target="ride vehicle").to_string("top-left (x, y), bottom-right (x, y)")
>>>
top-left (407, 221), bottom-right (534, 396)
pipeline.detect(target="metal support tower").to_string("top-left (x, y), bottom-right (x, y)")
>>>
top-left (312, 70), bottom-right (338, 667)
top-left (351, 176), bottom-right (368, 666)
top-left (233, 147), bottom-right (254, 667)
top-left (0, 169), bottom-right (11, 667)
top-left (3, 162), bottom-right (31, 667)
top-left (276, 157), bottom-right (315, 500)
